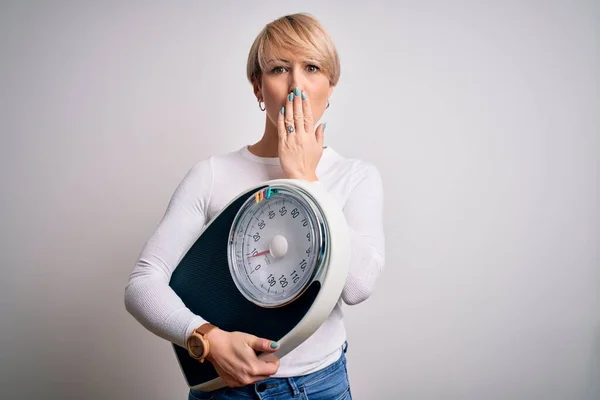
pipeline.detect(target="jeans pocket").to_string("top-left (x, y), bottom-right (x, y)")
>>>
top-left (303, 384), bottom-right (350, 400)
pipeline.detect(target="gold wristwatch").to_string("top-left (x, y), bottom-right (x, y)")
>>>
top-left (186, 323), bottom-right (217, 363)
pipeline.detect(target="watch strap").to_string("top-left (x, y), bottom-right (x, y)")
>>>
top-left (196, 323), bottom-right (217, 337)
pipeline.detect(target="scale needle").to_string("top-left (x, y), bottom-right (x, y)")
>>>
top-left (248, 250), bottom-right (270, 259)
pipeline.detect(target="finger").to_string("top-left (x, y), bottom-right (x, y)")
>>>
top-left (251, 358), bottom-right (280, 377)
top-left (258, 352), bottom-right (279, 363)
top-left (301, 90), bottom-right (314, 133)
top-left (277, 105), bottom-right (286, 142)
top-left (260, 359), bottom-right (280, 376)
top-left (315, 122), bottom-right (326, 147)
top-left (285, 91), bottom-right (295, 135)
top-left (244, 359), bottom-right (278, 381)
top-left (292, 87), bottom-right (304, 133)
top-left (249, 337), bottom-right (280, 353)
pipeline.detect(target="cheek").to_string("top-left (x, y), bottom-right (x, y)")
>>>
top-left (305, 81), bottom-right (330, 107)
top-left (263, 87), bottom-right (281, 103)
top-left (262, 89), bottom-right (284, 124)
top-left (306, 87), bottom-right (330, 113)
top-left (261, 79), bottom-right (288, 104)
top-left (313, 91), bottom-right (329, 106)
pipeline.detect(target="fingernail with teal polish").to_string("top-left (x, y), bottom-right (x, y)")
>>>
top-left (301, 91), bottom-right (307, 100)
top-left (288, 92), bottom-right (294, 102)
top-left (270, 342), bottom-right (279, 349)
top-left (294, 87), bottom-right (300, 97)
top-left (280, 107), bottom-right (285, 115)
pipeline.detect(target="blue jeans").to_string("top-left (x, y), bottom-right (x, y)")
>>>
top-left (189, 342), bottom-right (352, 400)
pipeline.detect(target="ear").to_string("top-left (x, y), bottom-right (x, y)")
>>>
top-left (327, 84), bottom-right (335, 100)
top-left (252, 76), bottom-right (262, 100)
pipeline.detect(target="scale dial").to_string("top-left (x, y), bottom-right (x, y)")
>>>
top-left (227, 185), bottom-right (327, 308)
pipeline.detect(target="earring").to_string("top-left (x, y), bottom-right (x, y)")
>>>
top-left (258, 99), bottom-right (266, 111)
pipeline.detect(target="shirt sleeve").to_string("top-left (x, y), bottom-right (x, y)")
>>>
top-left (124, 158), bottom-right (214, 348)
top-left (338, 164), bottom-right (386, 305)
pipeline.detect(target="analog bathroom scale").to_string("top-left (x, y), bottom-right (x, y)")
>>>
top-left (169, 179), bottom-right (350, 391)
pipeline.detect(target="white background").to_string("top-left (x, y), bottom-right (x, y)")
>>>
top-left (1, 1), bottom-right (598, 399)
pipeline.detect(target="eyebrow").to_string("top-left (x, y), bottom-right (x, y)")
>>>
top-left (265, 58), bottom-right (290, 64)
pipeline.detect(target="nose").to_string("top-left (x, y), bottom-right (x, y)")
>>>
top-left (289, 68), bottom-right (306, 93)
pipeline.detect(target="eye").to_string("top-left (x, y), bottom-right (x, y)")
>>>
top-left (271, 66), bottom-right (287, 74)
top-left (306, 64), bottom-right (320, 73)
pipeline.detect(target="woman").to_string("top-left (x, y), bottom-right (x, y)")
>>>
top-left (125, 12), bottom-right (385, 400)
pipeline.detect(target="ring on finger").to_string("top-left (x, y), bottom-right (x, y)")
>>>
top-left (286, 124), bottom-right (295, 134)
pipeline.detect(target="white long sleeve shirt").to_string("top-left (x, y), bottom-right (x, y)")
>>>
top-left (124, 145), bottom-right (385, 377)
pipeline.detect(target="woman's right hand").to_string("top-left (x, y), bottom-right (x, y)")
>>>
top-left (205, 327), bottom-right (280, 387)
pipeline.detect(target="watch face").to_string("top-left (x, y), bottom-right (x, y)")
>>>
top-left (189, 335), bottom-right (205, 358)
top-left (227, 185), bottom-right (327, 308)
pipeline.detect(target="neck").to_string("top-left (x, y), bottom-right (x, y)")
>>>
top-left (247, 117), bottom-right (280, 158)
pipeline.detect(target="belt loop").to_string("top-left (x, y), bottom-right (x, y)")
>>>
top-left (287, 377), bottom-right (301, 397)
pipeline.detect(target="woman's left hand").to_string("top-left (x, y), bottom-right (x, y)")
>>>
top-left (278, 87), bottom-right (326, 182)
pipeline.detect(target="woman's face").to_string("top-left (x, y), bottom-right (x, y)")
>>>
top-left (255, 50), bottom-right (334, 130)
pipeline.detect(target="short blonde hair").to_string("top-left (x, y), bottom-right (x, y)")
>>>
top-left (246, 13), bottom-right (341, 86)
